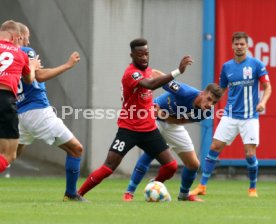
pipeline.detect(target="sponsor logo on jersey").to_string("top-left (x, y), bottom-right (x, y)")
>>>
top-left (227, 73), bottom-right (233, 77)
top-left (229, 79), bottom-right (254, 87)
top-left (27, 50), bottom-right (36, 59)
top-left (131, 72), bottom-right (142, 80)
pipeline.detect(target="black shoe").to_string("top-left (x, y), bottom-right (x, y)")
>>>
top-left (63, 193), bottom-right (90, 202)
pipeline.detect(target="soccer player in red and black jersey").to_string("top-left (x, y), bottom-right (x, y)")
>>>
top-left (0, 20), bottom-right (40, 173)
top-left (78, 38), bottom-right (193, 198)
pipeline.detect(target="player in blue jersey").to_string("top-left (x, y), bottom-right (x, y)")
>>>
top-left (15, 23), bottom-right (86, 202)
top-left (191, 32), bottom-right (272, 197)
top-left (123, 79), bottom-right (223, 202)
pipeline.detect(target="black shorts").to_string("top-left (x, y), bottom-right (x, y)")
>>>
top-left (0, 90), bottom-right (19, 138)
top-left (109, 128), bottom-right (169, 158)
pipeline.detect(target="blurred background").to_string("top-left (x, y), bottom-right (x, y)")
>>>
top-left (0, 0), bottom-right (275, 178)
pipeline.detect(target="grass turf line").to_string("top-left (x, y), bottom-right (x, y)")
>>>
top-left (0, 177), bottom-right (276, 224)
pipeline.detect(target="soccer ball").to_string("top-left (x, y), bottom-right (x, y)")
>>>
top-left (144, 181), bottom-right (171, 202)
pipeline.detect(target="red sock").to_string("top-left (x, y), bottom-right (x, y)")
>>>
top-left (155, 160), bottom-right (177, 182)
top-left (0, 155), bottom-right (9, 173)
top-left (78, 165), bottom-right (113, 196)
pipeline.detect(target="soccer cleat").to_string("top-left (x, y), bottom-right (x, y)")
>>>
top-left (190, 184), bottom-right (207, 196)
top-left (123, 192), bottom-right (134, 202)
top-left (63, 193), bottom-right (90, 202)
top-left (248, 188), bottom-right (258, 197)
top-left (178, 194), bottom-right (204, 202)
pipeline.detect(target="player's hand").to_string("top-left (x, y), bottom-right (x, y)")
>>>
top-left (67, 51), bottom-right (80, 68)
top-left (256, 102), bottom-right (265, 113)
top-left (29, 55), bottom-right (42, 71)
top-left (154, 104), bottom-right (161, 118)
top-left (178, 55), bottom-right (194, 74)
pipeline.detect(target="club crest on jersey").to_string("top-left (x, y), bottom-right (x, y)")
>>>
top-left (243, 66), bottom-right (252, 79)
top-left (132, 72), bottom-right (142, 80)
top-left (27, 50), bottom-right (36, 59)
top-left (168, 81), bottom-right (180, 92)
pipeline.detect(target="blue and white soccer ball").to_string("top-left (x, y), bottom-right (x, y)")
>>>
top-left (144, 181), bottom-right (171, 202)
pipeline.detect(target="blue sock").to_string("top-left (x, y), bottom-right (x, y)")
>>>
top-left (246, 156), bottom-right (258, 189)
top-left (126, 153), bottom-right (153, 193)
top-left (65, 155), bottom-right (81, 196)
top-left (201, 150), bottom-right (220, 185)
top-left (180, 167), bottom-right (197, 194)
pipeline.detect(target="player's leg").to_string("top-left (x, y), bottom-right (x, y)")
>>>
top-left (25, 107), bottom-right (84, 201)
top-left (3, 143), bottom-right (26, 179)
top-left (154, 149), bottom-right (178, 182)
top-left (138, 128), bottom-right (178, 183)
top-left (123, 120), bottom-right (168, 199)
top-left (124, 152), bottom-right (154, 201)
top-left (78, 151), bottom-right (122, 197)
top-left (190, 139), bottom-right (225, 196)
top-left (240, 118), bottom-right (259, 197)
top-left (59, 137), bottom-right (83, 201)
top-left (177, 151), bottom-right (203, 201)
top-left (191, 117), bottom-right (238, 196)
top-left (159, 122), bottom-right (202, 201)
top-left (0, 139), bottom-right (18, 172)
top-left (78, 128), bottom-right (135, 197)
top-left (18, 107), bottom-right (85, 201)
top-left (244, 144), bottom-right (258, 197)
top-left (0, 91), bottom-right (20, 172)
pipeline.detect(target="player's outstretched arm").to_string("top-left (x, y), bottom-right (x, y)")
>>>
top-left (138, 56), bottom-right (194, 90)
top-left (35, 51), bottom-right (80, 82)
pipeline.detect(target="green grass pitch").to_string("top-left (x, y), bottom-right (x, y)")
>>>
top-left (1, 177), bottom-right (276, 224)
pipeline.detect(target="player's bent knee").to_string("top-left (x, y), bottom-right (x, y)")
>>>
top-left (210, 142), bottom-right (222, 151)
top-left (76, 143), bottom-right (84, 154)
top-left (186, 160), bottom-right (200, 170)
top-left (70, 143), bottom-right (83, 158)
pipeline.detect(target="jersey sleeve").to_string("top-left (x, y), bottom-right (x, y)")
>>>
top-left (256, 59), bottom-right (268, 78)
top-left (219, 64), bottom-right (228, 88)
top-left (163, 80), bottom-right (182, 94)
top-left (124, 70), bottom-right (146, 89)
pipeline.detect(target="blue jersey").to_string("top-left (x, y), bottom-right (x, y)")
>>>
top-left (154, 81), bottom-right (210, 122)
top-left (17, 47), bottom-right (50, 114)
top-left (220, 56), bottom-right (267, 119)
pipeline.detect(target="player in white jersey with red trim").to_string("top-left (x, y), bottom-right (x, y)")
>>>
top-left (191, 31), bottom-right (272, 197)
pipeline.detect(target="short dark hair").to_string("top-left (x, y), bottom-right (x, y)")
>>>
top-left (232, 32), bottom-right (248, 43)
top-left (130, 38), bottom-right (148, 51)
top-left (205, 83), bottom-right (223, 100)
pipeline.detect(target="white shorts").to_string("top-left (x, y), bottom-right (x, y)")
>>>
top-left (157, 120), bottom-right (194, 154)
top-left (18, 107), bottom-right (73, 146)
top-left (213, 116), bottom-right (259, 145)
